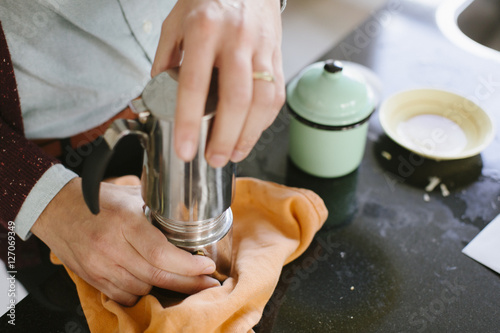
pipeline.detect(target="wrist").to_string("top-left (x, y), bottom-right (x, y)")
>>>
top-left (31, 177), bottom-right (81, 240)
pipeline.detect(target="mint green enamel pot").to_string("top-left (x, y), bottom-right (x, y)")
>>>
top-left (287, 60), bottom-right (376, 178)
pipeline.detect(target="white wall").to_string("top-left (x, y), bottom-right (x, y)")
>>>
top-left (282, 0), bottom-right (388, 80)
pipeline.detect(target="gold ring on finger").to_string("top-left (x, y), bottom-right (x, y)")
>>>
top-left (252, 71), bottom-right (275, 82)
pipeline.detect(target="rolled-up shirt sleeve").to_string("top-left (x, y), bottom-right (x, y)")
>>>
top-left (14, 164), bottom-right (78, 240)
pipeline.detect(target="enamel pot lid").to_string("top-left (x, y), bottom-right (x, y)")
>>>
top-left (287, 60), bottom-right (376, 129)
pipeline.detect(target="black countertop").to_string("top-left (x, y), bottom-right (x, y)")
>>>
top-left (3, 1), bottom-right (500, 332)
top-left (248, 1), bottom-right (500, 332)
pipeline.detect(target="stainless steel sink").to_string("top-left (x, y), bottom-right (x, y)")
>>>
top-left (457, 0), bottom-right (500, 51)
top-left (437, 0), bottom-right (500, 61)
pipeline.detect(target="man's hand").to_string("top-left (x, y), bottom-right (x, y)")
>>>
top-left (31, 177), bottom-right (220, 306)
top-left (151, 0), bottom-right (286, 167)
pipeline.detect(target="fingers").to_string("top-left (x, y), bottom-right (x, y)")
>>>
top-left (173, 9), bottom-right (220, 161)
top-left (121, 225), bottom-right (221, 295)
top-left (122, 222), bottom-right (217, 276)
top-left (143, 268), bottom-right (221, 295)
top-left (228, 47), bottom-right (284, 163)
top-left (78, 215), bottom-right (220, 304)
top-left (205, 49), bottom-right (253, 167)
top-left (151, 16), bottom-right (184, 77)
top-left (94, 278), bottom-right (141, 307)
top-left (152, 0), bottom-right (284, 166)
top-left (99, 245), bottom-right (220, 302)
top-left (65, 247), bottom-right (152, 306)
top-left (94, 269), bottom-right (220, 306)
top-left (78, 212), bottom-right (220, 304)
top-left (271, 45), bottom-right (286, 112)
top-left (98, 268), bottom-right (151, 306)
top-left (209, 47), bottom-right (285, 165)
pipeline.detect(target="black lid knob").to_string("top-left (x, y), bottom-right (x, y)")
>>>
top-left (324, 60), bottom-right (343, 74)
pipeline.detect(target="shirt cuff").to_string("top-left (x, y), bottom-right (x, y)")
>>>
top-left (15, 164), bottom-right (78, 240)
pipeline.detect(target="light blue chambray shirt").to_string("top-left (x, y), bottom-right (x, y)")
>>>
top-left (0, 0), bottom-right (176, 239)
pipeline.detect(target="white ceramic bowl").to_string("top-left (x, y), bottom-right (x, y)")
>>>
top-left (379, 89), bottom-right (495, 160)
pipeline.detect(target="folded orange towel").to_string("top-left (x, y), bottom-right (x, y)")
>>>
top-left (52, 177), bottom-right (327, 333)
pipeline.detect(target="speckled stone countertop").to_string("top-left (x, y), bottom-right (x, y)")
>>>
top-left (2, 1), bottom-right (500, 332)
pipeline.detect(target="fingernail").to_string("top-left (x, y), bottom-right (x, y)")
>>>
top-left (208, 154), bottom-right (228, 168)
top-left (178, 140), bottom-right (196, 161)
top-left (206, 278), bottom-right (221, 288)
top-left (230, 149), bottom-right (246, 162)
top-left (202, 264), bottom-right (216, 275)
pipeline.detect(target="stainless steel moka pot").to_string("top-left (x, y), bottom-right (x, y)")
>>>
top-left (81, 69), bottom-right (235, 281)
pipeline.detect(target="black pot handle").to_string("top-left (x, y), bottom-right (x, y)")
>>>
top-left (81, 140), bottom-right (116, 214)
top-left (81, 118), bottom-right (149, 214)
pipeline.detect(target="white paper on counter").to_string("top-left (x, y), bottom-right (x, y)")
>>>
top-left (462, 214), bottom-right (500, 274)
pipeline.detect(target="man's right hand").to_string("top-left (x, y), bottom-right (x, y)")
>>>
top-left (31, 177), bottom-right (220, 306)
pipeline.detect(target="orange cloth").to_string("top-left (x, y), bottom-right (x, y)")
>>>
top-left (51, 177), bottom-right (328, 333)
